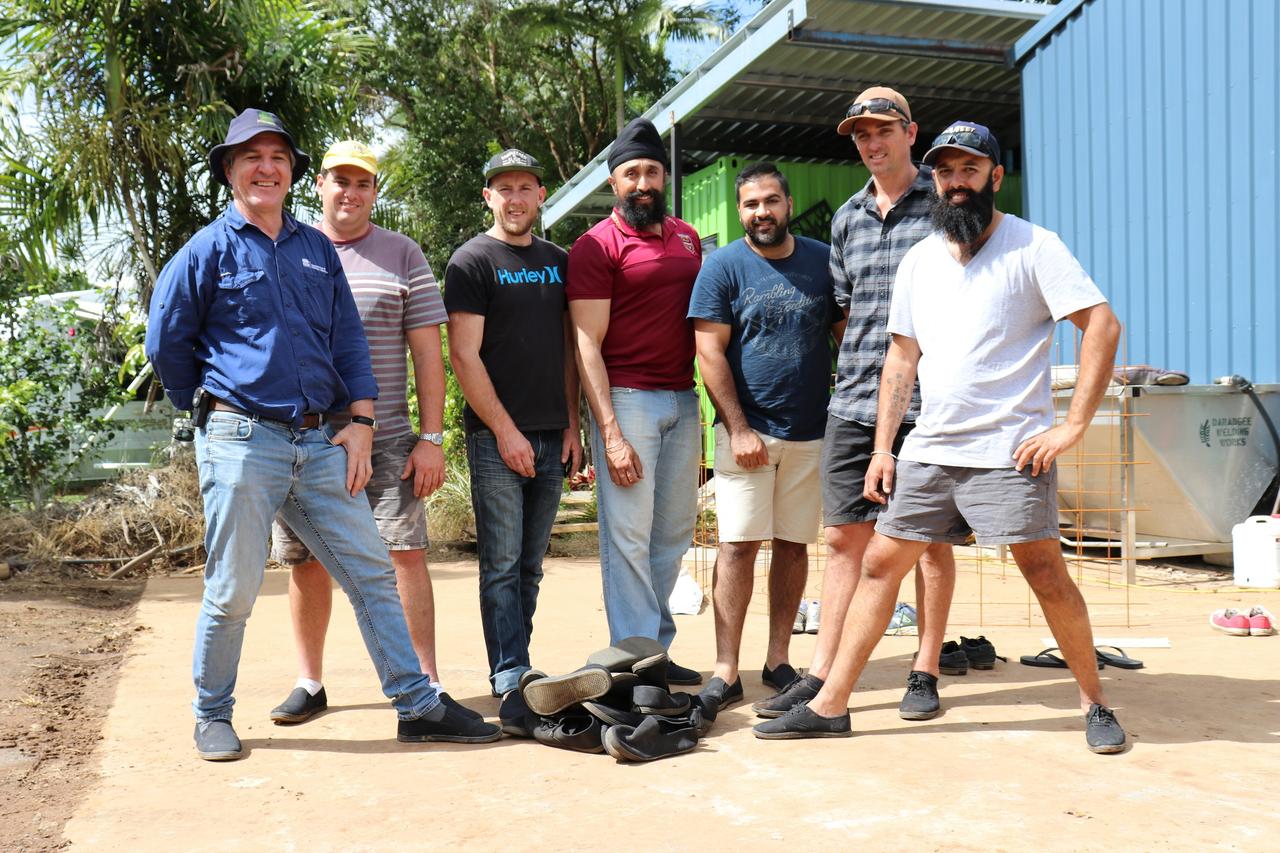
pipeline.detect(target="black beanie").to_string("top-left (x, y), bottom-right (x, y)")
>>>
top-left (607, 117), bottom-right (670, 172)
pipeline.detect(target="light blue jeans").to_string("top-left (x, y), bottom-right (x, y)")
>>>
top-left (592, 388), bottom-right (700, 648)
top-left (192, 412), bottom-right (439, 722)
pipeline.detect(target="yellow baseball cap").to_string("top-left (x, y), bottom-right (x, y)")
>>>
top-left (321, 140), bottom-right (378, 176)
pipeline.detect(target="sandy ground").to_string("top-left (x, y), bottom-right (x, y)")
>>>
top-left (55, 550), bottom-right (1280, 851)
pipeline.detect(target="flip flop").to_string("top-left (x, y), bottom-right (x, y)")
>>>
top-left (1019, 648), bottom-right (1104, 670)
top-left (1094, 645), bottom-right (1144, 669)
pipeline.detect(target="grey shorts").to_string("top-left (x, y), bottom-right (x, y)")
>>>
top-left (875, 460), bottom-right (1059, 546)
top-left (272, 432), bottom-right (428, 564)
top-left (821, 414), bottom-right (912, 527)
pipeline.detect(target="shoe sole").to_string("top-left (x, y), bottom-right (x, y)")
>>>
top-left (939, 665), bottom-right (969, 676)
top-left (398, 729), bottom-right (503, 744)
top-left (1211, 625), bottom-right (1251, 636)
top-left (269, 707), bottom-right (325, 724)
top-left (523, 668), bottom-right (613, 715)
top-left (752, 705), bottom-right (791, 719)
top-left (500, 721), bottom-right (532, 738)
top-left (899, 707), bottom-right (941, 721)
top-left (1249, 627), bottom-right (1275, 636)
top-left (804, 625), bottom-right (820, 635)
top-left (196, 748), bottom-right (243, 760)
top-left (1088, 741), bottom-right (1127, 754)
top-left (753, 727), bottom-right (851, 740)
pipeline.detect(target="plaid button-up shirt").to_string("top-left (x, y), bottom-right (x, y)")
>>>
top-left (828, 166), bottom-right (934, 425)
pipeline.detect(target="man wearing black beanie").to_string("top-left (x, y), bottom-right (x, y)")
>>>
top-left (568, 117), bottom-right (705, 685)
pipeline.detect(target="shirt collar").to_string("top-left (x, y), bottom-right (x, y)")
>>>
top-left (223, 202), bottom-right (300, 237)
top-left (609, 208), bottom-right (666, 239)
top-left (850, 163), bottom-right (934, 210)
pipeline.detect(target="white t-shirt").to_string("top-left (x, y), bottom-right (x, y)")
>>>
top-left (887, 214), bottom-right (1106, 468)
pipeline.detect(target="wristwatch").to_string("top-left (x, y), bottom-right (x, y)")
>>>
top-left (351, 415), bottom-right (378, 432)
top-left (418, 431), bottom-right (444, 446)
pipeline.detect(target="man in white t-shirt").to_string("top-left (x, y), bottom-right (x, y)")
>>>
top-left (754, 122), bottom-right (1128, 754)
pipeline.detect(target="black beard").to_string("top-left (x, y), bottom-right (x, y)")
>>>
top-left (745, 215), bottom-right (790, 248)
top-left (620, 189), bottom-right (666, 228)
top-left (929, 178), bottom-right (996, 246)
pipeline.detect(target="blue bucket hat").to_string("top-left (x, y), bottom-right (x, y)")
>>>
top-left (208, 108), bottom-right (311, 187)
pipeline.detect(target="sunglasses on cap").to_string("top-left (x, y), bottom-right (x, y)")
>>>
top-left (845, 97), bottom-right (908, 120)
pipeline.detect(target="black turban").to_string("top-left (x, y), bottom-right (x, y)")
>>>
top-left (607, 118), bottom-right (670, 172)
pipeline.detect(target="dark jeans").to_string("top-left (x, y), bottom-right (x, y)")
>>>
top-left (466, 428), bottom-right (565, 695)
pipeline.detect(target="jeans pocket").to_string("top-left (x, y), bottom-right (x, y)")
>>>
top-left (321, 424), bottom-right (339, 446)
top-left (205, 413), bottom-right (252, 442)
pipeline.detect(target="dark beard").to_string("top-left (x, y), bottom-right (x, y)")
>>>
top-left (620, 189), bottom-right (666, 228)
top-left (929, 177), bottom-right (996, 246)
top-left (745, 214), bottom-right (790, 248)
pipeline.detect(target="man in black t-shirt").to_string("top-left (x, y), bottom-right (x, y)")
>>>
top-left (443, 149), bottom-right (582, 736)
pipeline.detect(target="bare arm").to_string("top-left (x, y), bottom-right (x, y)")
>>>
top-left (693, 319), bottom-right (766, 469)
top-left (446, 311), bottom-right (535, 477)
top-left (1013, 302), bottom-right (1121, 475)
top-left (864, 334), bottom-right (922, 504)
top-left (401, 324), bottom-right (447, 497)
top-left (570, 298), bottom-right (642, 487)
top-left (561, 314), bottom-right (583, 474)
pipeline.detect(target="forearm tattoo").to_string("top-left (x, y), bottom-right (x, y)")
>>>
top-left (886, 370), bottom-right (910, 422)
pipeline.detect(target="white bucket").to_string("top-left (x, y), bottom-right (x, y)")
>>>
top-left (1232, 515), bottom-right (1280, 588)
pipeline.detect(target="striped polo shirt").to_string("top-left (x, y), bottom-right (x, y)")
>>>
top-left (329, 224), bottom-right (446, 443)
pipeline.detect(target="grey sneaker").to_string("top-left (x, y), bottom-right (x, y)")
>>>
top-left (1085, 704), bottom-right (1127, 754)
top-left (194, 720), bottom-right (243, 761)
top-left (269, 686), bottom-right (328, 724)
top-left (751, 673), bottom-right (824, 718)
top-left (752, 703), bottom-right (852, 740)
top-left (898, 671), bottom-right (941, 720)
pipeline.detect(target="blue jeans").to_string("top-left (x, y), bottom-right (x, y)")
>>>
top-left (592, 389), bottom-right (700, 648)
top-left (192, 413), bottom-right (439, 722)
top-left (467, 428), bottom-right (565, 696)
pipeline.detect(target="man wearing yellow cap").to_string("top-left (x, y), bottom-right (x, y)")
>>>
top-left (267, 141), bottom-right (472, 725)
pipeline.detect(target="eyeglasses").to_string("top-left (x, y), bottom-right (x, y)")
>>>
top-left (846, 98), bottom-right (908, 120)
top-left (934, 130), bottom-right (997, 158)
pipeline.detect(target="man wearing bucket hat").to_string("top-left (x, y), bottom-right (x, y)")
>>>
top-left (266, 139), bottom-right (467, 727)
top-left (444, 148), bottom-right (581, 735)
top-left (754, 87), bottom-right (958, 724)
top-left (754, 121), bottom-right (1128, 754)
top-left (146, 109), bottom-right (498, 761)
top-left (568, 117), bottom-right (704, 685)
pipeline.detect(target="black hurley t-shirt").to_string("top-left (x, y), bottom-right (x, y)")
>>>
top-left (443, 233), bottom-right (570, 434)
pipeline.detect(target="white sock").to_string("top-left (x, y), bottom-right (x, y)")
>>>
top-left (295, 677), bottom-right (323, 696)
top-left (429, 680), bottom-right (445, 693)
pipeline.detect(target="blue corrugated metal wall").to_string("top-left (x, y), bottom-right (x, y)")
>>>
top-left (1020, 0), bottom-right (1279, 383)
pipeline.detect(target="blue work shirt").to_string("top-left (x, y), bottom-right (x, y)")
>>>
top-left (145, 204), bottom-right (378, 425)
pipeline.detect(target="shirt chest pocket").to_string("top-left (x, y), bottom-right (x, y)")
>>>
top-left (216, 268), bottom-right (268, 325)
top-left (300, 270), bottom-right (335, 335)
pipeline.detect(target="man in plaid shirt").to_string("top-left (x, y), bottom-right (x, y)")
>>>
top-left (752, 87), bottom-right (958, 723)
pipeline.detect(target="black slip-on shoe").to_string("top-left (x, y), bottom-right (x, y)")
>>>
top-left (533, 711), bottom-right (604, 753)
top-left (898, 671), bottom-right (941, 721)
top-left (752, 703), bottom-right (852, 740)
top-left (762, 663), bottom-right (798, 692)
top-left (581, 699), bottom-right (645, 728)
top-left (751, 673), bottom-right (824, 718)
top-left (601, 712), bottom-right (702, 762)
top-left (269, 686), bottom-right (328, 724)
top-left (1085, 704), bottom-right (1127, 754)
top-left (499, 690), bottom-right (535, 738)
top-left (665, 660), bottom-right (703, 686)
top-left (588, 636), bottom-right (667, 672)
top-left (960, 636), bottom-right (1002, 669)
top-left (698, 676), bottom-right (744, 711)
top-left (632, 685), bottom-right (694, 716)
top-left (938, 641), bottom-right (969, 676)
top-left (522, 664), bottom-right (614, 716)
top-left (194, 720), bottom-right (243, 761)
top-left (439, 692), bottom-right (484, 722)
top-left (397, 705), bottom-right (502, 744)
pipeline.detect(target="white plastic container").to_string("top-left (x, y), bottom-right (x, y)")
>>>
top-left (1232, 516), bottom-right (1280, 588)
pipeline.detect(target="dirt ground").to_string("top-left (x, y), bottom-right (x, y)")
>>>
top-left (3, 546), bottom-right (1280, 851)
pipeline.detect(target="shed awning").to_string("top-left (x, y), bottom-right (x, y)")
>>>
top-left (544, 0), bottom-right (1050, 228)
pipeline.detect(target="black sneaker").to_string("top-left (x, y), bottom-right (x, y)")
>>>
top-left (499, 690), bottom-right (535, 738)
top-left (938, 641), bottom-right (969, 676)
top-left (751, 673), bottom-right (824, 719)
top-left (898, 671), bottom-right (941, 721)
top-left (397, 706), bottom-right (502, 744)
top-left (762, 662), bottom-right (798, 692)
top-left (752, 703), bottom-right (852, 740)
top-left (960, 636), bottom-right (1000, 670)
top-left (439, 692), bottom-right (483, 722)
top-left (269, 686), bottom-right (328, 724)
top-left (194, 720), bottom-right (243, 761)
top-left (1085, 704), bottom-right (1127, 754)
top-left (665, 660), bottom-right (703, 686)
top-left (698, 676), bottom-right (744, 711)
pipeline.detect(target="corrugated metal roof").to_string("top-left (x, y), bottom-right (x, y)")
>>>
top-left (544, 0), bottom-right (1051, 227)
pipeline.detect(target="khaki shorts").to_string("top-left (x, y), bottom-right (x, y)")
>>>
top-left (272, 432), bottom-right (428, 564)
top-left (713, 423), bottom-right (823, 544)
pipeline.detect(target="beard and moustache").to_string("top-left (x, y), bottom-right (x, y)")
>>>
top-left (929, 176), bottom-right (996, 246)
top-left (619, 188), bottom-right (667, 228)
top-left (744, 210), bottom-right (790, 249)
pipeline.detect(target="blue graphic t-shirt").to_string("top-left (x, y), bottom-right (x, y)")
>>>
top-left (688, 235), bottom-right (837, 441)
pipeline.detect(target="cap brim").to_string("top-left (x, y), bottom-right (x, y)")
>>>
top-left (921, 142), bottom-right (991, 166)
top-left (484, 165), bottom-right (544, 181)
top-left (208, 128), bottom-right (311, 187)
top-left (320, 157), bottom-right (377, 176)
top-left (835, 111), bottom-right (907, 136)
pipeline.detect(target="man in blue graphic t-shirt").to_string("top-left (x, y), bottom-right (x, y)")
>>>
top-left (687, 162), bottom-right (843, 711)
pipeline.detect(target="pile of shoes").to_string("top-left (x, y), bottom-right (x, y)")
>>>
top-left (515, 637), bottom-right (710, 762)
top-left (1210, 606), bottom-right (1276, 637)
top-left (936, 635), bottom-right (1006, 675)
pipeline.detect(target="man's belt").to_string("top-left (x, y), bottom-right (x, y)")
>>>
top-left (211, 398), bottom-right (322, 430)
